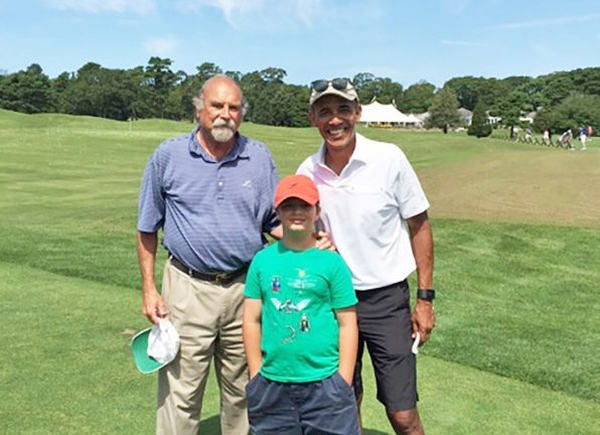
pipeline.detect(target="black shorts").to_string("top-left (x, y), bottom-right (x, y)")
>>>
top-left (352, 280), bottom-right (418, 413)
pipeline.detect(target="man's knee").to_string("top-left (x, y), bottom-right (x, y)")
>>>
top-left (388, 408), bottom-right (423, 434)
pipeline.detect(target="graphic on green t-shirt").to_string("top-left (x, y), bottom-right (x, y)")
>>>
top-left (244, 242), bottom-right (357, 383)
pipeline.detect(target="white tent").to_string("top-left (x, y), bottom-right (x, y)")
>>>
top-left (405, 113), bottom-right (423, 127)
top-left (360, 100), bottom-right (421, 127)
top-left (360, 101), bottom-right (409, 125)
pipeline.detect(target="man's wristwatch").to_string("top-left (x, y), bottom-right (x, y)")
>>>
top-left (417, 289), bottom-right (436, 302)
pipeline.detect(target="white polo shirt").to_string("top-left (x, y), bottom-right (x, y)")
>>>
top-left (297, 133), bottom-right (429, 290)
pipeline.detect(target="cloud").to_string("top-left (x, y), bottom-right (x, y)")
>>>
top-left (441, 40), bottom-right (490, 48)
top-left (145, 36), bottom-right (179, 57)
top-left (291, 0), bottom-right (322, 27)
top-left (180, 0), bottom-right (260, 21)
top-left (177, 0), bottom-right (323, 28)
top-left (497, 13), bottom-right (600, 30)
top-left (44, 0), bottom-right (156, 14)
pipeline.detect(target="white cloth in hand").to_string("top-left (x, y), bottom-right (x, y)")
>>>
top-left (147, 318), bottom-right (180, 364)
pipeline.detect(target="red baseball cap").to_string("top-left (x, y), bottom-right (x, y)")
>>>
top-left (274, 175), bottom-right (319, 208)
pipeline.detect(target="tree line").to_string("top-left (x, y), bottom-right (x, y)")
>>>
top-left (0, 57), bottom-right (598, 133)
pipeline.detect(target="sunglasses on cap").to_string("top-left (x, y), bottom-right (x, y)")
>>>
top-left (310, 78), bottom-right (352, 92)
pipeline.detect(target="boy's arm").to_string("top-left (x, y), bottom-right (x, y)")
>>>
top-left (335, 306), bottom-right (358, 385)
top-left (242, 298), bottom-right (263, 378)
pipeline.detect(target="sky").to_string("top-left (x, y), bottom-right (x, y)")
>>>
top-left (1, 0), bottom-right (599, 88)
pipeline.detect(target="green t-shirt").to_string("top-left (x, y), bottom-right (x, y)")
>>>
top-left (244, 241), bottom-right (357, 383)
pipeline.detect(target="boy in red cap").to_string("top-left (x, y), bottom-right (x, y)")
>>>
top-left (243, 174), bottom-right (360, 434)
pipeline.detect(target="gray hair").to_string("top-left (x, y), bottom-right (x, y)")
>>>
top-left (193, 74), bottom-right (249, 118)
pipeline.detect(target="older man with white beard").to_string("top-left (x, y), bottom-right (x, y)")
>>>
top-left (137, 75), bottom-right (282, 435)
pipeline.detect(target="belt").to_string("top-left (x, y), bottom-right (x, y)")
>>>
top-left (168, 254), bottom-right (248, 285)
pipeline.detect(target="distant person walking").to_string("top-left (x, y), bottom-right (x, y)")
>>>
top-left (580, 126), bottom-right (587, 150)
top-left (543, 128), bottom-right (551, 146)
top-left (559, 129), bottom-right (573, 150)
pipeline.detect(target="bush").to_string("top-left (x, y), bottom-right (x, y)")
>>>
top-left (468, 101), bottom-right (492, 138)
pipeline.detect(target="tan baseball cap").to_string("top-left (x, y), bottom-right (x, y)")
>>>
top-left (309, 78), bottom-right (359, 106)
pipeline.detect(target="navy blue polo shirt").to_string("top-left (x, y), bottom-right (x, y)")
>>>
top-left (138, 127), bottom-right (279, 273)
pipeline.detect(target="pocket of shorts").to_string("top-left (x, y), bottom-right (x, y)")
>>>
top-left (332, 371), bottom-right (353, 391)
top-left (245, 373), bottom-right (262, 396)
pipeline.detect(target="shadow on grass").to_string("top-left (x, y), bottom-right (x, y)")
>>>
top-left (199, 415), bottom-right (220, 433)
top-left (198, 416), bottom-right (389, 434)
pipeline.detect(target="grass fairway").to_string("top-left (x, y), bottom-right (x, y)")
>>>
top-left (1, 109), bottom-right (599, 434)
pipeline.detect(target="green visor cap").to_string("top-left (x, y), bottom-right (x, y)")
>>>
top-left (130, 327), bottom-right (168, 374)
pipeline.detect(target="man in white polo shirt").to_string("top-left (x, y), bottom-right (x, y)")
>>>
top-left (297, 78), bottom-right (436, 435)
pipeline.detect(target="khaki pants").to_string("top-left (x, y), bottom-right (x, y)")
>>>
top-left (156, 261), bottom-right (249, 435)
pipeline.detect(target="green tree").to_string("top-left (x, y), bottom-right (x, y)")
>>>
top-left (532, 108), bottom-right (553, 134)
top-left (509, 76), bottom-right (548, 113)
top-left (0, 64), bottom-right (52, 113)
top-left (224, 70), bottom-right (242, 82)
top-left (445, 76), bottom-right (484, 111)
top-left (398, 81), bottom-right (435, 113)
top-left (144, 57), bottom-right (179, 118)
top-left (4, 60), bottom-right (598, 127)
top-left (164, 85), bottom-right (186, 120)
top-left (494, 89), bottom-right (532, 138)
top-left (468, 100), bottom-right (492, 138)
top-left (126, 66), bottom-right (153, 119)
top-left (49, 71), bottom-right (73, 113)
top-left (352, 73), bottom-right (403, 105)
top-left (253, 82), bottom-right (308, 127)
top-left (371, 77), bottom-right (403, 105)
top-left (63, 63), bottom-right (144, 120)
top-left (539, 72), bottom-right (575, 106)
top-left (352, 72), bottom-right (376, 103)
top-left (260, 67), bottom-right (287, 83)
top-left (240, 71), bottom-right (267, 122)
top-left (352, 72), bottom-right (374, 90)
top-left (578, 67), bottom-right (600, 95)
top-left (447, 76), bottom-right (523, 112)
top-left (195, 62), bottom-right (222, 83)
top-left (62, 62), bottom-right (105, 116)
top-left (426, 86), bottom-right (459, 132)
top-left (547, 94), bottom-right (600, 134)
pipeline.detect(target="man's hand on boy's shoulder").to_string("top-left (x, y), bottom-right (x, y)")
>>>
top-left (314, 230), bottom-right (336, 251)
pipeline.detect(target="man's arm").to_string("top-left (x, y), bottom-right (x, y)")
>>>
top-left (407, 211), bottom-right (435, 344)
top-left (269, 224), bottom-right (283, 240)
top-left (242, 298), bottom-right (263, 378)
top-left (137, 231), bottom-right (167, 324)
top-left (335, 307), bottom-right (358, 385)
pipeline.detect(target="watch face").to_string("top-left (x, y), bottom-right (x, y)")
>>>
top-left (418, 289), bottom-right (435, 300)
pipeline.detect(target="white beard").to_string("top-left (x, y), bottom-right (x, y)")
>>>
top-left (211, 126), bottom-right (235, 143)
